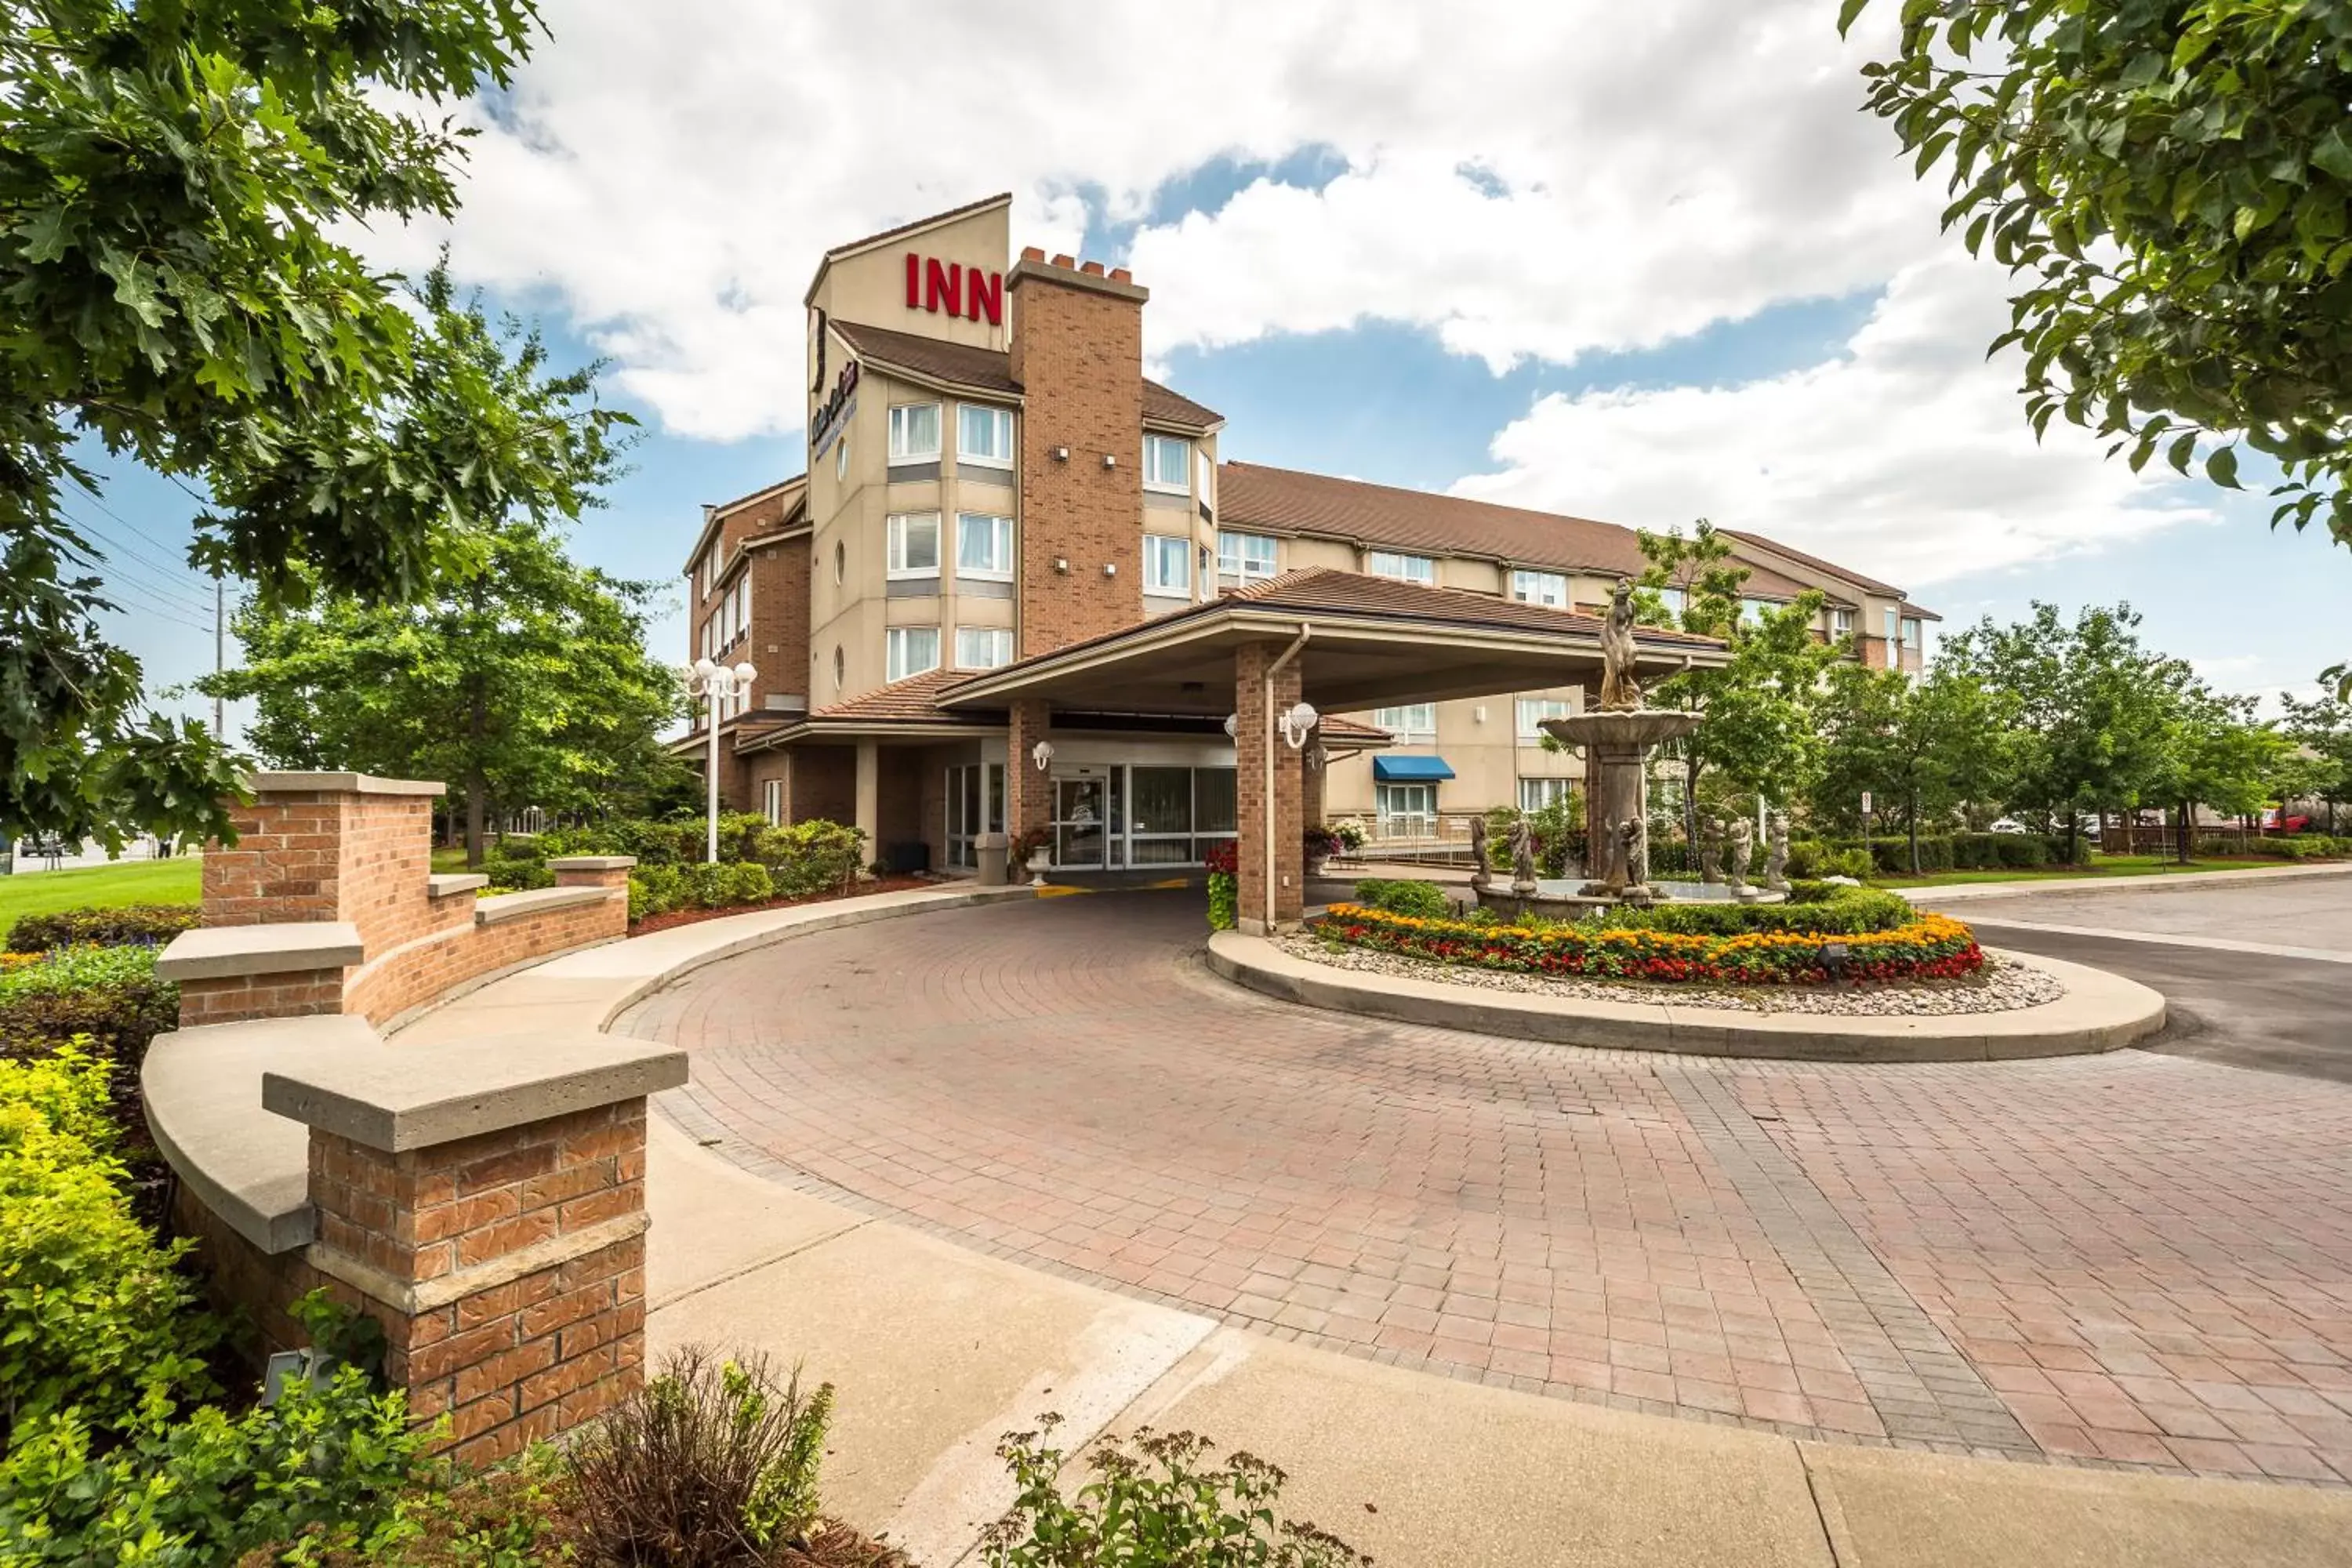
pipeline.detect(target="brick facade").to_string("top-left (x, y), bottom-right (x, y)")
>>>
top-left (1233, 643), bottom-right (1305, 932)
top-left (1010, 252), bottom-right (1148, 656)
top-left (1007, 699), bottom-right (1051, 846)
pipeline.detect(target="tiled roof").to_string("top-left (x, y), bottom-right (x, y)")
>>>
top-left (1715, 527), bottom-right (1907, 600)
top-left (1221, 566), bottom-right (1722, 646)
top-left (1216, 463), bottom-right (1823, 602)
top-left (1897, 601), bottom-right (1944, 622)
top-left (804, 666), bottom-right (997, 726)
top-left (1319, 713), bottom-right (1391, 743)
top-left (828, 320), bottom-right (1221, 428)
top-left (822, 194), bottom-right (1012, 260)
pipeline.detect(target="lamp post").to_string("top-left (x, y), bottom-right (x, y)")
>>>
top-left (686, 658), bottom-right (757, 863)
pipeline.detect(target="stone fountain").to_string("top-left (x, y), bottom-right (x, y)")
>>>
top-left (1472, 579), bottom-right (1772, 918)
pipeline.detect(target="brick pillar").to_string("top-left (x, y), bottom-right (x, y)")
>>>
top-left (1234, 642), bottom-right (1305, 935)
top-left (266, 1035), bottom-right (684, 1467)
top-left (1007, 699), bottom-right (1051, 850)
top-left (1303, 744), bottom-right (1327, 833)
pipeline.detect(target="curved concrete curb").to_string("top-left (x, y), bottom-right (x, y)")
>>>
top-left (1205, 931), bottom-right (2165, 1062)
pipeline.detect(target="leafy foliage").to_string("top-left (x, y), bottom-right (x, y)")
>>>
top-left (567, 1345), bottom-right (833, 1568)
top-left (1, 0), bottom-right (590, 851)
top-left (0, 946), bottom-right (178, 1147)
top-left (982, 1415), bottom-right (1370, 1568)
top-left (1812, 661), bottom-right (2020, 873)
top-left (3, 904), bottom-right (197, 954)
top-left (1588, 886), bottom-right (1917, 937)
top-left (1844, 0), bottom-right (2352, 550)
top-left (1348, 878), bottom-right (1453, 920)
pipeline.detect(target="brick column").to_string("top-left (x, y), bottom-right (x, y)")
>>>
top-left (263, 1033), bottom-right (685, 1466)
top-left (1234, 642), bottom-right (1306, 935)
top-left (1007, 699), bottom-right (1051, 849)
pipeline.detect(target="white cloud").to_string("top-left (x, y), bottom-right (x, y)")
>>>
top-left (372, 0), bottom-right (1940, 439)
top-left (1447, 255), bottom-right (2220, 589)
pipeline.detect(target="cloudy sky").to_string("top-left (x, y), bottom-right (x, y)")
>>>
top-left (90, 0), bottom-right (2347, 737)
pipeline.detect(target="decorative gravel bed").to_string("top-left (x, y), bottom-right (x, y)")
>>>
top-left (1276, 931), bottom-right (2068, 1015)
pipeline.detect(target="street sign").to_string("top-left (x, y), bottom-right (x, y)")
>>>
top-left (1860, 790), bottom-right (1873, 817)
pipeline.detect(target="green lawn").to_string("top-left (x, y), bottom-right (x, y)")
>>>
top-left (1872, 853), bottom-right (2332, 889)
top-left (0, 857), bottom-right (201, 939)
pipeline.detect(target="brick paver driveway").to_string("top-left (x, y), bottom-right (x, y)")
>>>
top-left (625, 890), bottom-right (2352, 1485)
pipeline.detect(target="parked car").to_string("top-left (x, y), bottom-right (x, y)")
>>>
top-left (1987, 818), bottom-right (2029, 835)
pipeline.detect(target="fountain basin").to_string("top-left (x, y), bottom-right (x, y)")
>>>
top-left (1539, 710), bottom-right (1701, 750)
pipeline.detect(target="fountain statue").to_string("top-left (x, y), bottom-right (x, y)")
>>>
top-left (1725, 815), bottom-right (1754, 900)
top-left (1620, 816), bottom-right (1650, 898)
top-left (1468, 813), bottom-right (1491, 892)
top-left (1597, 580), bottom-right (1642, 712)
top-left (1508, 815), bottom-right (1538, 895)
top-left (1697, 820), bottom-right (1722, 884)
top-left (1765, 810), bottom-right (1791, 893)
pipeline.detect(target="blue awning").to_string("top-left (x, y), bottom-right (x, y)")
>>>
top-left (1373, 755), bottom-right (1456, 783)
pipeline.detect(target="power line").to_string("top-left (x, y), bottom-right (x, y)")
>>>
top-left (57, 510), bottom-right (220, 618)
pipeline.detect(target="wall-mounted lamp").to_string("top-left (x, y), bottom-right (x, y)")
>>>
top-left (1278, 700), bottom-right (1319, 750)
top-left (1053, 557), bottom-right (1070, 575)
top-left (1102, 562), bottom-right (1116, 577)
top-left (1051, 445), bottom-right (1070, 463)
top-left (1100, 452), bottom-right (1118, 469)
top-left (1032, 740), bottom-right (1055, 771)
top-left (1221, 713), bottom-right (1238, 739)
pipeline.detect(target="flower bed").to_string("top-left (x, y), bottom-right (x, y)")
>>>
top-left (1316, 902), bottom-right (1985, 985)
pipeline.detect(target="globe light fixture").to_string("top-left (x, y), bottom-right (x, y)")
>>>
top-left (684, 659), bottom-right (758, 862)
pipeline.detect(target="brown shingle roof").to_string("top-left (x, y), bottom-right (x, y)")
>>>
top-left (805, 666), bottom-right (997, 725)
top-left (1715, 527), bottom-right (1907, 600)
top-left (828, 320), bottom-right (1221, 428)
top-left (1222, 566), bottom-right (1722, 646)
top-left (1217, 463), bottom-right (1821, 601)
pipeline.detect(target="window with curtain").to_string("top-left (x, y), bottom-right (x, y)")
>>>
top-left (887, 402), bottom-right (940, 462)
top-left (956, 513), bottom-right (1013, 579)
top-left (956, 404), bottom-right (1014, 467)
top-left (885, 626), bottom-right (939, 680)
top-left (887, 514), bottom-right (940, 577)
top-left (1143, 535), bottom-right (1191, 595)
top-left (1143, 434), bottom-right (1190, 492)
top-left (1367, 551), bottom-right (1435, 585)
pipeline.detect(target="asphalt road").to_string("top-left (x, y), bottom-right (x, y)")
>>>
top-left (1929, 877), bottom-right (2352, 1083)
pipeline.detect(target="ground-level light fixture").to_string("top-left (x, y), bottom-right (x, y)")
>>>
top-left (684, 659), bottom-right (759, 862)
top-left (1822, 942), bottom-right (1850, 982)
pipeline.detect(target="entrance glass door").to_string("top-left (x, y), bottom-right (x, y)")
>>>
top-left (1054, 777), bottom-right (1107, 869)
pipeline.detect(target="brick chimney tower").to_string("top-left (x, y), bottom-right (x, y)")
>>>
top-left (1009, 249), bottom-right (1148, 655)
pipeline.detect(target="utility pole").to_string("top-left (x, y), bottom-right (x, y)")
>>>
top-left (212, 577), bottom-right (225, 738)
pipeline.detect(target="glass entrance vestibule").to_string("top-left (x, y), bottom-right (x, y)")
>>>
top-left (1047, 764), bottom-right (1236, 869)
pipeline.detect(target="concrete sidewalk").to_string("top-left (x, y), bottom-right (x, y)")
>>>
top-left (408, 882), bottom-right (2352, 1567)
top-left (1900, 861), bottom-right (2352, 903)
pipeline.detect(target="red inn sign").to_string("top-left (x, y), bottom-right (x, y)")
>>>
top-left (905, 252), bottom-right (1004, 326)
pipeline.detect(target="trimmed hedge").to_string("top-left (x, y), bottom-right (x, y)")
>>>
top-left (1800, 832), bottom-right (2085, 877)
top-left (1316, 902), bottom-right (1984, 985)
top-left (626, 861), bottom-right (775, 923)
top-left (2199, 834), bottom-right (2350, 861)
top-left (1588, 887), bottom-right (1915, 938)
top-left (4, 905), bottom-right (197, 954)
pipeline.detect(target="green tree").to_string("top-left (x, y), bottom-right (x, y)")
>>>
top-left (2280, 684), bottom-right (2352, 833)
top-left (2147, 684), bottom-right (2285, 861)
top-left (1844, 0), bottom-right (2352, 550)
top-left (1633, 522), bottom-right (1839, 844)
top-left (209, 521), bottom-right (684, 866)
top-left (2, 1), bottom-right (620, 852)
top-left (1814, 660), bottom-right (2019, 873)
top-left (1940, 601), bottom-right (2191, 859)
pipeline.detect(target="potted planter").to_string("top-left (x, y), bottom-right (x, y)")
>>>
top-left (1304, 825), bottom-right (1342, 878)
top-left (1008, 829), bottom-right (1052, 887)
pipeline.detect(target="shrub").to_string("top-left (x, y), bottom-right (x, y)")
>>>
top-left (542, 818), bottom-right (696, 866)
top-left (0, 1045), bottom-right (216, 1443)
top-left (568, 1346), bottom-right (833, 1568)
top-left (1318, 902), bottom-right (1983, 985)
top-left (755, 820), bottom-right (866, 897)
top-left (1351, 878), bottom-right (1452, 920)
top-left (982, 1416), bottom-right (1368, 1568)
top-left (628, 862), bottom-right (686, 923)
top-left (682, 861), bottom-right (773, 910)
top-left (481, 849), bottom-right (555, 892)
top-left (4, 906), bottom-right (198, 954)
top-left (1592, 887), bottom-right (1915, 937)
top-left (0, 947), bottom-right (180, 1145)
top-left (1329, 820), bottom-right (1366, 851)
top-left (1204, 840), bottom-right (1240, 931)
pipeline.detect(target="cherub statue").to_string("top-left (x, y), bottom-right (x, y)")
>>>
top-left (1764, 810), bottom-right (1791, 891)
top-left (1508, 815), bottom-right (1538, 892)
top-left (1620, 816), bottom-right (1650, 893)
top-left (1468, 813), bottom-right (1491, 891)
top-left (1725, 815), bottom-right (1754, 896)
top-left (1597, 579), bottom-right (1642, 713)
top-left (1697, 820), bottom-right (1722, 884)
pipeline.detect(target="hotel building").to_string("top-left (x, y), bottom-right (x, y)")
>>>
top-left (679, 194), bottom-right (1935, 886)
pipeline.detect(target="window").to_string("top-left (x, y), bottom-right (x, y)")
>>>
top-left (1885, 608), bottom-right (1900, 644)
top-left (1832, 606), bottom-right (1855, 637)
top-left (833, 540), bottom-right (845, 585)
top-left (1740, 597), bottom-right (1776, 622)
top-left (1900, 616), bottom-right (1923, 650)
top-left (956, 404), bottom-right (1014, 468)
top-left (954, 626), bottom-right (1014, 669)
top-left (1375, 782), bottom-right (1437, 838)
top-left (1516, 696), bottom-right (1573, 740)
top-left (1367, 551), bottom-right (1435, 585)
top-left (1519, 777), bottom-right (1575, 812)
top-left (1371, 703), bottom-right (1436, 739)
top-left (1217, 531), bottom-right (1277, 581)
top-left (1659, 585), bottom-right (1687, 619)
top-left (885, 626), bottom-right (939, 680)
top-left (762, 779), bottom-right (784, 826)
top-left (886, 513), bottom-right (940, 578)
top-left (836, 434), bottom-right (850, 481)
top-left (887, 402), bottom-right (941, 462)
top-left (1142, 534), bottom-right (1191, 596)
top-left (1196, 448), bottom-right (1214, 505)
top-left (956, 513), bottom-right (1014, 579)
top-left (1143, 434), bottom-right (1190, 492)
top-left (1511, 569), bottom-right (1567, 607)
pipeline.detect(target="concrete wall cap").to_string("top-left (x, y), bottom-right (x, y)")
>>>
top-left (474, 886), bottom-right (615, 925)
top-left (546, 855), bottom-right (639, 871)
top-left (246, 771), bottom-right (448, 797)
top-left (141, 1014), bottom-right (381, 1254)
top-left (261, 1030), bottom-right (688, 1151)
top-left (426, 873), bottom-right (489, 898)
top-left (155, 921), bottom-right (365, 981)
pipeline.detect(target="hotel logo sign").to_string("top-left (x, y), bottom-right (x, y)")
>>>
top-left (905, 252), bottom-right (1004, 326)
